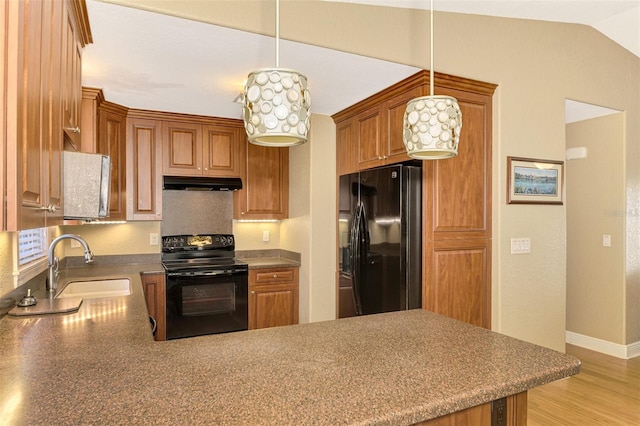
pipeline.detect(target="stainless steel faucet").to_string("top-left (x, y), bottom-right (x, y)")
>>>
top-left (47, 234), bottom-right (94, 293)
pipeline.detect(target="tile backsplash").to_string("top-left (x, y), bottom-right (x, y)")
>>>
top-left (161, 190), bottom-right (233, 236)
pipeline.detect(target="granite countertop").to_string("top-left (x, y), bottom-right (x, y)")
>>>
top-left (241, 256), bottom-right (300, 269)
top-left (0, 264), bottom-right (580, 425)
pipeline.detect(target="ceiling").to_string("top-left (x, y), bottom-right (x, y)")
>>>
top-left (82, 0), bottom-right (638, 123)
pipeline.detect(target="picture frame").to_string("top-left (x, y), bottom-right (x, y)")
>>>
top-left (507, 156), bottom-right (564, 205)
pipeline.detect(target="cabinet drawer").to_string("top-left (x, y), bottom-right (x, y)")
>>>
top-left (252, 268), bottom-right (296, 284)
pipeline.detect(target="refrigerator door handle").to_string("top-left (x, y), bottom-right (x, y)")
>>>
top-left (351, 202), bottom-right (364, 316)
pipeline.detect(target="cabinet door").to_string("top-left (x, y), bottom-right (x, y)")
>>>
top-left (336, 119), bottom-right (355, 176)
top-left (127, 118), bottom-right (163, 220)
top-left (15, 0), bottom-right (46, 229)
top-left (61, 0), bottom-right (82, 147)
top-left (234, 141), bottom-right (289, 220)
top-left (249, 267), bottom-right (299, 330)
top-left (141, 273), bottom-right (166, 341)
top-left (202, 125), bottom-right (241, 177)
top-left (250, 284), bottom-right (298, 330)
top-left (355, 106), bottom-right (384, 170)
top-left (46, 0), bottom-right (65, 226)
top-left (162, 121), bottom-right (202, 176)
top-left (99, 108), bottom-right (127, 220)
top-left (382, 86), bottom-right (420, 164)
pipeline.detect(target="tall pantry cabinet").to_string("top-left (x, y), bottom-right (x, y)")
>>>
top-left (2, 0), bottom-right (91, 231)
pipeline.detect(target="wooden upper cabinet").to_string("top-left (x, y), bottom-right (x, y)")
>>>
top-left (162, 121), bottom-right (202, 176)
top-left (4, 0), bottom-right (90, 230)
top-left (333, 78), bottom-right (417, 173)
top-left (202, 125), bottom-right (242, 177)
top-left (355, 106), bottom-right (384, 170)
top-left (336, 120), bottom-right (355, 176)
top-left (384, 86), bottom-right (421, 163)
top-left (98, 104), bottom-right (128, 220)
top-left (163, 119), bottom-right (242, 178)
top-left (79, 88), bottom-right (129, 221)
top-left (126, 116), bottom-right (163, 221)
top-left (61, 0), bottom-right (85, 148)
top-left (234, 140), bottom-right (289, 220)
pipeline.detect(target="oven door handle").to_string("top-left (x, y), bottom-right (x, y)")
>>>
top-left (166, 270), bottom-right (245, 277)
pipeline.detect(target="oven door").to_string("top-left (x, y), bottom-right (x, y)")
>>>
top-left (165, 269), bottom-right (248, 340)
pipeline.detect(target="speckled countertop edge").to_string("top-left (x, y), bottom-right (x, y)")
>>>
top-left (0, 264), bottom-right (580, 426)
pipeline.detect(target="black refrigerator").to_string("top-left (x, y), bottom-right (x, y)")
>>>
top-left (338, 164), bottom-right (422, 317)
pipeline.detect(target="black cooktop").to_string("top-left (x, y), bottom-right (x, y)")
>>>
top-left (161, 234), bottom-right (247, 272)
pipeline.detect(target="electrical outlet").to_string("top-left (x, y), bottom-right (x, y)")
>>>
top-left (603, 235), bottom-right (611, 247)
top-left (262, 230), bottom-right (270, 242)
top-left (70, 240), bottom-right (81, 249)
top-left (150, 233), bottom-right (159, 246)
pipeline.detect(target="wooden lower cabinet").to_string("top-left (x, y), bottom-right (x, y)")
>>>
top-left (140, 273), bottom-right (166, 341)
top-left (249, 267), bottom-right (299, 330)
top-left (416, 392), bottom-right (527, 426)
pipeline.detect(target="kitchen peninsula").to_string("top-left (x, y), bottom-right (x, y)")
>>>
top-left (0, 267), bottom-right (580, 425)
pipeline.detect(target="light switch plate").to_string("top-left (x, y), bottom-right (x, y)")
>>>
top-left (70, 240), bottom-right (81, 249)
top-left (511, 238), bottom-right (531, 254)
top-left (262, 230), bottom-right (270, 242)
top-left (150, 233), bottom-right (159, 246)
top-left (603, 235), bottom-right (611, 247)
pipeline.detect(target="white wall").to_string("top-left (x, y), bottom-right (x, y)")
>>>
top-left (566, 113), bottom-right (626, 345)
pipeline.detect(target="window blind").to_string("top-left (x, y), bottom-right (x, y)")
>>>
top-left (18, 228), bottom-right (48, 266)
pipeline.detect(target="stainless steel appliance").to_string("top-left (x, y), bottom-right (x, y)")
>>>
top-left (338, 164), bottom-right (421, 317)
top-left (162, 234), bottom-right (248, 340)
top-left (63, 151), bottom-right (111, 219)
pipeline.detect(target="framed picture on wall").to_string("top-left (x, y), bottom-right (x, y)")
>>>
top-left (507, 156), bottom-right (564, 205)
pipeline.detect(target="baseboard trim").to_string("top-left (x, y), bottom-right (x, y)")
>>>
top-left (566, 331), bottom-right (640, 359)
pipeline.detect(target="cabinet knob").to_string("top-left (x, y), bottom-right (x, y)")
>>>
top-left (204, 168), bottom-right (208, 171)
top-left (273, 274), bottom-right (277, 278)
top-left (251, 291), bottom-right (255, 294)
top-left (378, 156), bottom-right (383, 160)
top-left (65, 126), bottom-right (80, 134)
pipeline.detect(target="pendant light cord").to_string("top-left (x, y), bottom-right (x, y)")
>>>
top-left (275, 0), bottom-right (280, 68)
top-left (430, 0), bottom-right (434, 97)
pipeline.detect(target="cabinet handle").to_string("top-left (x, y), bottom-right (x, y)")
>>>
top-left (378, 156), bottom-right (383, 160)
top-left (35, 204), bottom-right (57, 213)
top-left (65, 126), bottom-right (80, 134)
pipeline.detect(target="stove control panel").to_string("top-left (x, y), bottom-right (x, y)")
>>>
top-left (162, 234), bottom-right (235, 251)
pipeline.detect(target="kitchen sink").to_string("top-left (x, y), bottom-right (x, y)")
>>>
top-left (57, 278), bottom-right (131, 299)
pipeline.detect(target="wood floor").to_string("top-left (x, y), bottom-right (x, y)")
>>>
top-left (528, 344), bottom-right (640, 425)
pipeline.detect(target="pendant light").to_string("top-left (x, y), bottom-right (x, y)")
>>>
top-left (242, 0), bottom-right (311, 147)
top-left (403, 0), bottom-right (462, 159)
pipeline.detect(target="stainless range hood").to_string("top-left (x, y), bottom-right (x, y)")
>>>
top-left (163, 176), bottom-right (242, 191)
